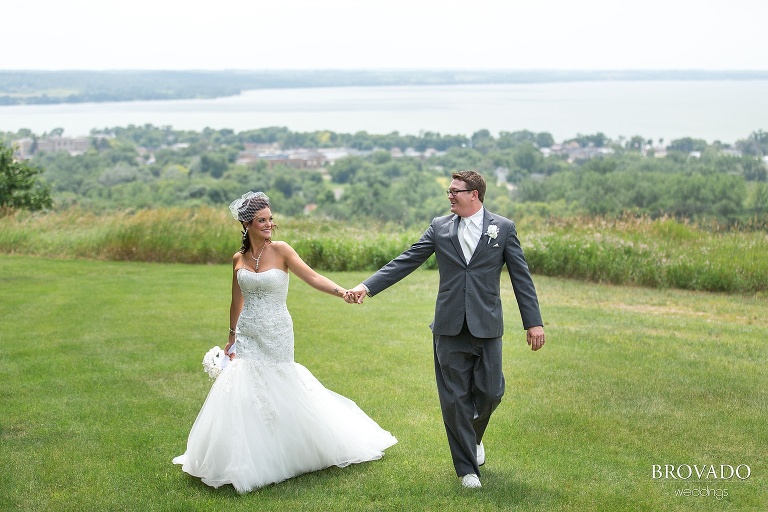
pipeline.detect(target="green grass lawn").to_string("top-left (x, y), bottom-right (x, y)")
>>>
top-left (1, 255), bottom-right (765, 511)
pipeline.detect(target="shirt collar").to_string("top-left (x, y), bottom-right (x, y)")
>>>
top-left (464, 207), bottom-right (485, 228)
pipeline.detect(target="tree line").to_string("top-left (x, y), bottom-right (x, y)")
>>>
top-left (2, 125), bottom-right (767, 227)
top-left (4, 70), bottom-right (768, 105)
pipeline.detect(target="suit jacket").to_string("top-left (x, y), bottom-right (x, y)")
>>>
top-left (364, 209), bottom-right (543, 338)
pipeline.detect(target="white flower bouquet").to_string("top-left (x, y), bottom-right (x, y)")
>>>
top-left (202, 345), bottom-right (230, 379)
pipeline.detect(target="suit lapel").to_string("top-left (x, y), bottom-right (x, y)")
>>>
top-left (469, 210), bottom-right (495, 262)
top-left (450, 215), bottom-right (465, 263)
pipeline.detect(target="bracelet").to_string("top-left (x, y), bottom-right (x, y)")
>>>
top-left (228, 327), bottom-right (236, 335)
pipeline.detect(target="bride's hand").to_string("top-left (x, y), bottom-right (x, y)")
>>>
top-left (343, 289), bottom-right (364, 304)
top-left (225, 340), bottom-right (236, 360)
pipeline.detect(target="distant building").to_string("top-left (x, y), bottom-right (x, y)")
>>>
top-left (391, 147), bottom-right (445, 159)
top-left (13, 136), bottom-right (91, 159)
top-left (544, 142), bottom-right (613, 162)
top-left (236, 149), bottom-right (325, 169)
top-left (720, 149), bottom-right (742, 158)
top-left (236, 146), bottom-right (372, 169)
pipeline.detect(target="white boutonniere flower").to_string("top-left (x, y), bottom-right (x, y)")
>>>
top-left (485, 224), bottom-right (499, 244)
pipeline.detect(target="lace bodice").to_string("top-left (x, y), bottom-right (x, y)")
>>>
top-left (235, 268), bottom-right (294, 363)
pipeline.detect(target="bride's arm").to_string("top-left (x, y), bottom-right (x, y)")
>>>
top-left (279, 242), bottom-right (348, 299)
top-left (226, 253), bottom-right (245, 355)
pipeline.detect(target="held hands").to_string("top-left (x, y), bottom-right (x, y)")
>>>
top-left (342, 288), bottom-right (365, 304)
top-left (336, 287), bottom-right (360, 304)
top-left (526, 325), bottom-right (546, 351)
top-left (344, 284), bottom-right (368, 304)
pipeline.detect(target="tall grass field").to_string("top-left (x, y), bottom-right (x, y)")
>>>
top-left (1, 255), bottom-right (766, 511)
top-left (1, 208), bottom-right (767, 294)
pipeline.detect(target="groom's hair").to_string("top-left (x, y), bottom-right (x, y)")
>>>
top-left (452, 171), bottom-right (486, 202)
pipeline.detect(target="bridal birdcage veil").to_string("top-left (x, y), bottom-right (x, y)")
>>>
top-left (229, 192), bottom-right (270, 222)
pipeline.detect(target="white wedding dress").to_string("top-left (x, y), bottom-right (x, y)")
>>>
top-left (173, 268), bottom-right (397, 492)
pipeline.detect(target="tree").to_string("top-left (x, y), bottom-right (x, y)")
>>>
top-left (0, 140), bottom-right (53, 211)
top-left (470, 129), bottom-right (495, 153)
top-left (736, 130), bottom-right (768, 157)
top-left (512, 143), bottom-right (543, 173)
top-left (626, 135), bottom-right (646, 152)
top-left (582, 156), bottom-right (620, 174)
top-left (668, 137), bottom-right (708, 153)
top-left (535, 132), bottom-right (555, 148)
top-left (329, 156), bottom-right (371, 184)
top-left (750, 182), bottom-right (768, 216)
top-left (199, 153), bottom-right (229, 178)
top-left (739, 156), bottom-right (767, 182)
top-left (570, 132), bottom-right (609, 148)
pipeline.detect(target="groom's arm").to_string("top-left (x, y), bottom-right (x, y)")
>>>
top-left (349, 223), bottom-right (437, 303)
top-left (502, 220), bottom-right (543, 329)
top-left (501, 221), bottom-right (546, 350)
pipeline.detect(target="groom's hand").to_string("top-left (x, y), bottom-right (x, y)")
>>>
top-left (526, 326), bottom-right (545, 351)
top-left (348, 284), bottom-right (368, 304)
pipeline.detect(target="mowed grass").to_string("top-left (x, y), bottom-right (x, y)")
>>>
top-left (1, 255), bottom-right (766, 511)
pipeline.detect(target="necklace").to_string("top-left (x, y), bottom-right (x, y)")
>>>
top-left (250, 241), bottom-right (269, 271)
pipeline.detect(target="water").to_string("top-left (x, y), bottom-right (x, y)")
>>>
top-left (2, 80), bottom-right (766, 144)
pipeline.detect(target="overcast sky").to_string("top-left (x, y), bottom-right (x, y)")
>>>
top-left (3, 0), bottom-right (766, 71)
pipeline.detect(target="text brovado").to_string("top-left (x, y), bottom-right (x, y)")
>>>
top-left (652, 464), bottom-right (751, 480)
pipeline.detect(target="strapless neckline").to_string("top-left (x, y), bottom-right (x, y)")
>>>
top-left (237, 267), bottom-right (288, 276)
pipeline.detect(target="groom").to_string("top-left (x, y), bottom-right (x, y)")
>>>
top-left (349, 170), bottom-right (545, 489)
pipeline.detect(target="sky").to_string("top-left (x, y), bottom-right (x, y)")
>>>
top-left (2, 0), bottom-right (766, 71)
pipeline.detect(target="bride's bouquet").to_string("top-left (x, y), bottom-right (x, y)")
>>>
top-left (202, 346), bottom-right (230, 379)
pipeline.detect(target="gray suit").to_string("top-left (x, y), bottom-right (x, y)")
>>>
top-left (364, 209), bottom-right (543, 477)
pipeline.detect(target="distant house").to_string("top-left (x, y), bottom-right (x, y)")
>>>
top-left (545, 142), bottom-right (613, 162)
top-left (236, 148), bottom-right (324, 169)
top-left (236, 146), bottom-right (371, 169)
top-left (391, 147), bottom-right (445, 159)
top-left (13, 136), bottom-right (91, 159)
top-left (316, 148), bottom-right (354, 162)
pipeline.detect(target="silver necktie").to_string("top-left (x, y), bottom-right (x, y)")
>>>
top-left (460, 218), bottom-right (475, 263)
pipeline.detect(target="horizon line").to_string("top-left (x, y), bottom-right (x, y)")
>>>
top-left (3, 68), bottom-right (768, 73)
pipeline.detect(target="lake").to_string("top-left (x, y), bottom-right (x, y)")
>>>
top-left (2, 80), bottom-right (767, 144)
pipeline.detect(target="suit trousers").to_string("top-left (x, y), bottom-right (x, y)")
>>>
top-left (433, 321), bottom-right (505, 477)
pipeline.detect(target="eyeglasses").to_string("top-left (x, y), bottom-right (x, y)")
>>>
top-left (446, 189), bottom-right (473, 196)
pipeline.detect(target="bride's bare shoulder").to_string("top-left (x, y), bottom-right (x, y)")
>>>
top-left (270, 240), bottom-right (294, 253)
top-left (232, 251), bottom-right (246, 266)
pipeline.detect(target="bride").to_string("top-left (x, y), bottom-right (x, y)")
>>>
top-left (173, 191), bottom-right (397, 492)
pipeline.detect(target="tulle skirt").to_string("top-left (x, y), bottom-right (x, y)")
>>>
top-left (173, 358), bottom-right (397, 492)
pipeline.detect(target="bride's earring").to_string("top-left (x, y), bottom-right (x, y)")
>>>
top-left (242, 227), bottom-right (248, 240)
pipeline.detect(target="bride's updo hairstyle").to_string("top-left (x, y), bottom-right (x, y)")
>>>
top-left (229, 191), bottom-right (275, 254)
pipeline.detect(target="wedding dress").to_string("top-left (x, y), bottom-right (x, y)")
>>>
top-left (173, 268), bottom-right (397, 492)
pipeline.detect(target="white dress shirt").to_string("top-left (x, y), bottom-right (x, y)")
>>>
top-left (459, 207), bottom-right (484, 262)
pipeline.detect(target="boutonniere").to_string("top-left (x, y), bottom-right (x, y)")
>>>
top-left (485, 224), bottom-right (499, 244)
